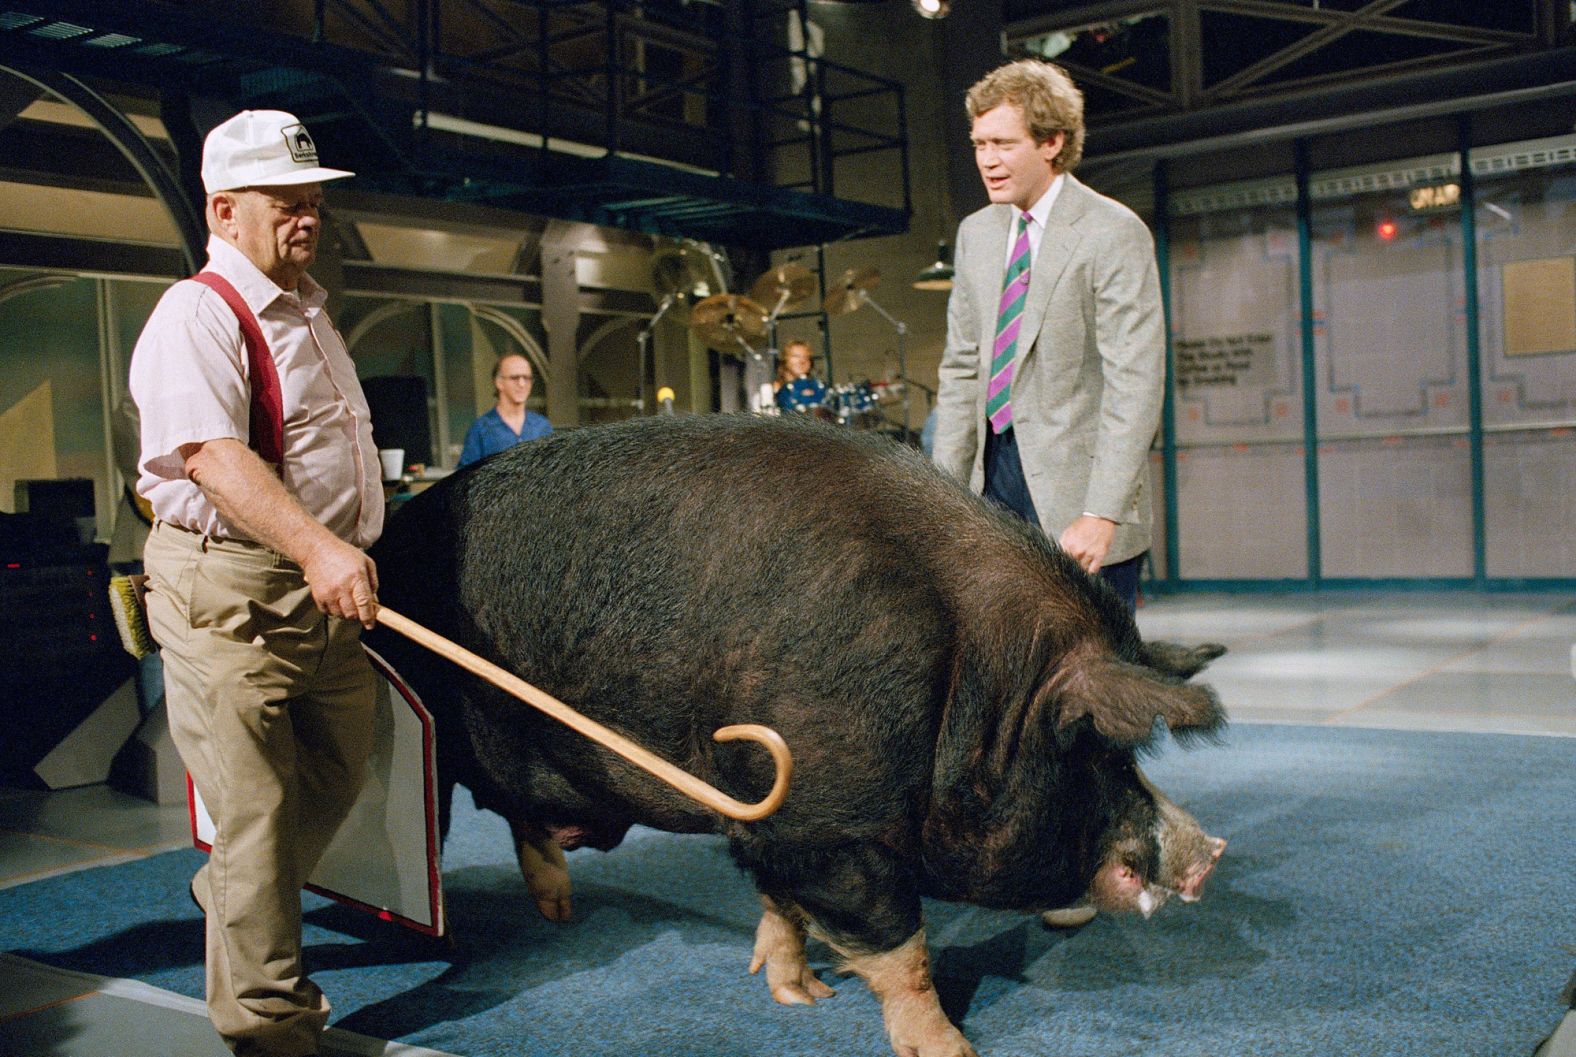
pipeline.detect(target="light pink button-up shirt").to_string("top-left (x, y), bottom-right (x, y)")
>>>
top-left (131, 236), bottom-right (384, 549)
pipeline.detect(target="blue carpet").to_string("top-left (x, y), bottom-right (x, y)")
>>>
top-left (3, 724), bottom-right (1573, 1056)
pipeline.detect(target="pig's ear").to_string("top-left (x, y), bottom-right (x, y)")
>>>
top-left (1139, 640), bottom-right (1226, 679)
top-left (1054, 658), bottom-right (1226, 745)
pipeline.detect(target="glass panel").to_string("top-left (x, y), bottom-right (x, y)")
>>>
top-left (1316, 434), bottom-right (1474, 578)
top-left (1311, 198), bottom-right (1470, 436)
top-left (106, 278), bottom-right (171, 562)
top-left (1310, 186), bottom-right (1473, 577)
top-left (0, 272), bottom-right (107, 533)
top-left (108, 280), bottom-right (168, 368)
top-left (1482, 428), bottom-right (1576, 579)
top-left (577, 316), bottom-right (642, 426)
top-left (442, 302), bottom-right (481, 468)
top-left (1176, 444), bottom-right (1309, 578)
top-left (1145, 452), bottom-right (1167, 581)
top-left (1168, 205), bottom-right (1306, 578)
top-left (342, 298), bottom-right (435, 381)
top-left (1473, 164), bottom-right (1576, 578)
top-left (340, 297), bottom-right (439, 466)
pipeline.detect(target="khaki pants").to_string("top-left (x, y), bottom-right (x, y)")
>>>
top-left (144, 521), bottom-right (375, 1057)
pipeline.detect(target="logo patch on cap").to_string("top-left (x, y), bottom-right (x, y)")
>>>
top-left (281, 124), bottom-right (318, 164)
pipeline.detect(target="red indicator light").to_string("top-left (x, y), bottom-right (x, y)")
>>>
top-left (1377, 219), bottom-right (1398, 240)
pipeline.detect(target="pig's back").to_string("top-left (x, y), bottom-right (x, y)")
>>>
top-left (375, 415), bottom-right (977, 832)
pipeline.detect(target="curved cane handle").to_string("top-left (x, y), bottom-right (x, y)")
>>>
top-left (375, 607), bottom-right (793, 822)
top-left (711, 724), bottom-right (793, 821)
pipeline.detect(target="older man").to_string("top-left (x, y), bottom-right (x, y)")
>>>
top-left (932, 60), bottom-right (1165, 611)
top-left (131, 110), bottom-right (381, 1057)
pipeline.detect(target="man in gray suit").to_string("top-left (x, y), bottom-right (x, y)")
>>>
top-left (933, 59), bottom-right (1164, 611)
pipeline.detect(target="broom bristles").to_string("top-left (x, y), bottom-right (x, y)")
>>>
top-left (108, 573), bottom-right (156, 659)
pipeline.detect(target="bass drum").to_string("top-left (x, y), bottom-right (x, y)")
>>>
top-left (776, 375), bottom-right (830, 417)
top-left (833, 381), bottom-right (879, 428)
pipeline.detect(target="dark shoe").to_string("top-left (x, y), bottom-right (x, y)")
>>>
top-left (188, 866), bottom-right (207, 914)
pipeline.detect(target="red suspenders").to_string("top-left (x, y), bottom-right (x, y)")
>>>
top-left (189, 272), bottom-right (285, 468)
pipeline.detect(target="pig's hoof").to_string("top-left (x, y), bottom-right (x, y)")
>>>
top-left (889, 1023), bottom-right (977, 1057)
top-left (771, 972), bottom-right (837, 1006)
top-left (750, 906), bottom-right (835, 1005)
top-left (533, 891), bottom-right (573, 923)
top-left (1040, 905), bottom-right (1097, 929)
top-left (516, 836), bottom-right (573, 922)
top-left (523, 864), bottom-right (573, 922)
top-left (749, 953), bottom-right (836, 1005)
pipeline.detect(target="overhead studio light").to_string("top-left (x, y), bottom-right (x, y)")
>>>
top-left (913, 240), bottom-right (953, 291)
top-left (912, 0), bottom-right (950, 18)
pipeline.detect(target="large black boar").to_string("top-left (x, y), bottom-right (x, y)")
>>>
top-left (366, 414), bottom-right (1226, 1057)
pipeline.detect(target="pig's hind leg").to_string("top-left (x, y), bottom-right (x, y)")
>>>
top-left (510, 817), bottom-right (573, 922)
top-left (750, 896), bottom-right (837, 1004)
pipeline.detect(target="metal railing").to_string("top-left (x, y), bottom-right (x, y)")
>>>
top-left (300, 0), bottom-right (909, 215)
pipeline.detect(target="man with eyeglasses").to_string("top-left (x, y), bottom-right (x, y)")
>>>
top-left (458, 353), bottom-right (553, 467)
top-left (131, 108), bottom-right (381, 1057)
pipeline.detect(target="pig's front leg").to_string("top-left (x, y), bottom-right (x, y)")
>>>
top-left (510, 818), bottom-right (572, 922)
top-left (841, 930), bottom-right (976, 1057)
top-left (749, 896), bottom-right (837, 1004)
top-left (769, 846), bottom-right (976, 1057)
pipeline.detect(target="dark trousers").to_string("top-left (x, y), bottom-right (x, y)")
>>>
top-left (983, 425), bottom-right (1143, 612)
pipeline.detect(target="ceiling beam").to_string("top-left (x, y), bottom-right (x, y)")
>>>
top-left (1056, 57), bottom-right (1175, 108)
top-left (1086, 47), bottom-right (1576, 163)
top-left (1202, 0), bottom-right (1532, 47)
top-left (1204, 0), bottom-right (1414, 100)
top-left (1008, 1), bottom-right (1169, 39)
top-left (0, 229), bottom-right (186, 278)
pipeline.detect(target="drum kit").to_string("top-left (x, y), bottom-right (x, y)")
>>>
top-left (642, 243), bottom-right (914, 435)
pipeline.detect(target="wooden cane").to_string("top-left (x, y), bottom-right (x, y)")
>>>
top-left (374, 607), bottom-right (792, 822)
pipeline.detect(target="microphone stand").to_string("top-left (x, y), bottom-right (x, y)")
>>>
top-left (754, 289), bottom-right (796, 415)
top-left (860, 292), bottom-right (912, 442)
top-left (637, 293), bottom-right (677, 414)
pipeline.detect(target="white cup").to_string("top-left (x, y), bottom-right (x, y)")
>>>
top-left (378, 448), bottom-right (405, 482)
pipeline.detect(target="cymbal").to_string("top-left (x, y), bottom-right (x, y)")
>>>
top-left (651, 239), bottom-right (728, 323)
top-left (748, 263), bottom-right (816, 314)
top-left (823, 267), bottom-right (881, 316)
top-left (690, 293), bottom-right (768, 352)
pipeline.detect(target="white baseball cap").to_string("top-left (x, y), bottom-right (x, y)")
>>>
top-left (201, 109), bottom-right (355, 194)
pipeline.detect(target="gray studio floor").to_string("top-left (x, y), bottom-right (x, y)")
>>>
top-left (1, 590), bottom-right (1573, 1057)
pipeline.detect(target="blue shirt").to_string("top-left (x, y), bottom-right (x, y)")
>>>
top-left (458, 407), bottom-right (553, 467)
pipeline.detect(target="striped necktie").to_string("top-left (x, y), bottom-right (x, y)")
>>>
top-left (987, 212), bottom-right (1032, 434)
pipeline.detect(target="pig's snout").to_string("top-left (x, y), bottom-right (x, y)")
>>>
top-left (1177, 836), bottom-right (1227, 902)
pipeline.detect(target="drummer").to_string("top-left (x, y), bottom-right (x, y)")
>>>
top-left (774, 339), bottom-right (828, 414)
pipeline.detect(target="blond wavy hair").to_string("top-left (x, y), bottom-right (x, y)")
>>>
top-left (776, 339), bottom-right (815, 387)
top-left (966, 59), bottom-right (1085, 173)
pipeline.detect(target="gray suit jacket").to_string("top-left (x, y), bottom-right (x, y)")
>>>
top-left (932, 174), bottom-right (1165, 566)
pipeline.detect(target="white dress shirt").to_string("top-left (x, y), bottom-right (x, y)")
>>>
top-left (1003, 173), bottom-right (1065, 270)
